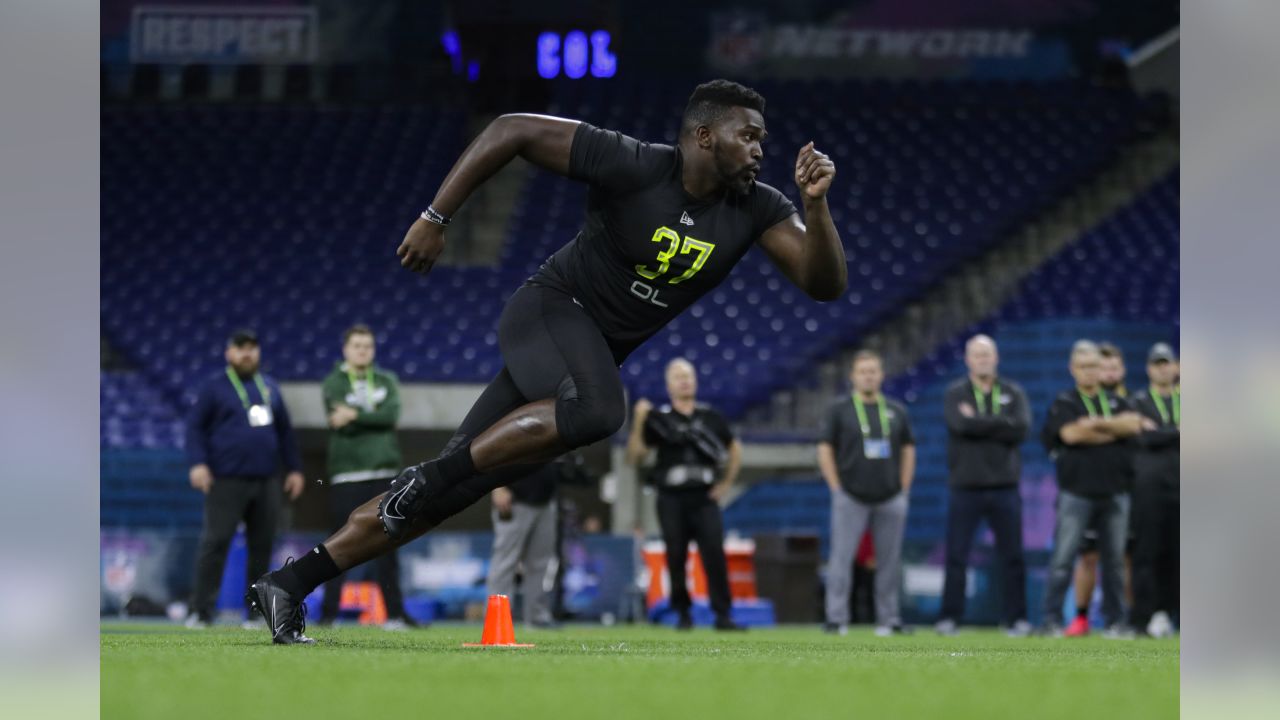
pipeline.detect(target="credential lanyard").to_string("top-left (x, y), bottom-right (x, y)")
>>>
top-left (852, 393), bottom-right (890, 438)
top-left (974, 383), bottom-right (1001, 415)
top-left (347, 367), bottom-right (376, 394)
top-left (1079, 388), bottom-right (1112, 419)
top-left (1150, 386), bottom-right (1180, 426)
top-left (347, 366), bottom-right (377, 410)
top-left (226, 366), bottom-right (270, 408)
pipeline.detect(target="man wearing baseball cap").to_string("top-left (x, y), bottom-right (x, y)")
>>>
top-left (184, 329), bottom-right (306, 627)
top-left (1128, 342), bottom-right (1180, 637)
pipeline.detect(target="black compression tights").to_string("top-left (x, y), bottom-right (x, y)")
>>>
top-left (416, 284), bottom-right (628, 526)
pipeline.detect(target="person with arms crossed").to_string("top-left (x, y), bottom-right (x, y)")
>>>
top-left (626, 358), bottom-right (744, 631)
top-left (1128, 342), bottom-right (1180, 637)
top-left (186, 330), bottom-right (305, 628)
top-left (246, 79), bottom-right (847, 643)
top-left (1039, 340), bottom-right (1141, 637)
top-left (318, 324), bottom-right (415, 628)
top-left (935, 335), bottom-right (1032, 637)
top-left (1068, 341), bottom-right (1134, 635)
top-left (818, 350), bottom-right (916, 637)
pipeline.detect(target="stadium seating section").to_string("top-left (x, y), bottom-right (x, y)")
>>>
top-left (723, 170), bottom-right (1178, 552)
top-left (101, 82), bottom-right (1175, 536)
top-left (101, 80), bottom-right (1169, 449)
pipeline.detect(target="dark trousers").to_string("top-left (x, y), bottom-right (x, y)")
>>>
top-left (190, 475), bottom-right (281, 620)
top-left (1130, 477), bottom-right (1179, 628)
top-left (1042, 491), bottom-right (1129, 626)
top-left (940, 486), bottom-right (1027, 625)
top-left (321, 477), bottom-right (406, 621)
top-left (657, 489), bottom-right (732, 621)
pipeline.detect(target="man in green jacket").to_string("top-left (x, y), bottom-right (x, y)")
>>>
top-left (319, 324), bottom-right (414, 628)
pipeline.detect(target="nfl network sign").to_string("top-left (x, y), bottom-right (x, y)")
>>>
top-left (130, 5), bottom-right (318, 64)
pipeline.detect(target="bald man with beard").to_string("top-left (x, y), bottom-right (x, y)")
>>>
top-left (936, 335), bottom-right (1032, 637)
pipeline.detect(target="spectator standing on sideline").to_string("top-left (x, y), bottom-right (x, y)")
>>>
top-left (1098, 343), bottom-right (1129, 399)
top-left (1039, 340), bottom-right (1140, 637)
top-left (185, 330), bottom-right (304, 627)
top-left (1129, 343), bottom-right (1180, 637)
top-left (818, 350), bottom-right (916, 637)
top-left (486, 461), bottom-right (563, 628)
top-left (319, 325), bottom-right (414, 628)
top-left (935, 335), bottom-right (1032, 637)
top-left (1069, 341), bottom-right (1135, 636)
top-left (626, 358), bottom-right (744, 631)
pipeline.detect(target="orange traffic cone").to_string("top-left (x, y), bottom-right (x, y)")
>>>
top-left (463, 594), bottom-right (535, 648)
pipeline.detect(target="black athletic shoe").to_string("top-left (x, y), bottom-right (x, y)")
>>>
top-left (714, 618), bottom-right (746, 632)
top-left (245, 568), bottom-right (315, 645)
top-left (675, 613), bottom-right (694, 631)
top-left (378, 463), bottom-right (444, 540)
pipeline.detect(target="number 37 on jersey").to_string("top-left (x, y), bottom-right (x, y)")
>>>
top-left (630, 226), bottom-right (715, 307)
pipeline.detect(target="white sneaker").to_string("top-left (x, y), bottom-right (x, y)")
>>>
top-left (935, 619), bottom-right (958, 636)
top-left (241, 618), bottom-right (265, 630)
top-left (1147, 611), bottom-right (1175, 638)
top-left (382, 619), bottom-right (409, 631)
top-left (1005, 620), bottom-right (1032, 638)
top-left (1102, 623), bottom-right (1135, 640)
top-left (184, 614), bottom-right (209, 629)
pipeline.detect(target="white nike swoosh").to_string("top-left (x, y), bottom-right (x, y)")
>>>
top-left (383, 486), bottom-right (409, 520)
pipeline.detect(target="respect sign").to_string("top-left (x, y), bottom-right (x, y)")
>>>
top-left (130, 5), bottom-right (318, 64)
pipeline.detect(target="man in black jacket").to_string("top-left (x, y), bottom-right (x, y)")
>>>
top-left (935, 335), bottom-right (1032, 636)
top-left (1128, 342), bottom-right (1180, 636)
top-left (1039, 340), bottom-right (1142, 636)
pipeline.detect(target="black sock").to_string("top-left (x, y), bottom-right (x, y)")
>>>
top-left (1076, 606), bottom-right (1089, 619)
top-left (436, 441), bottom-right (476, 484)
top-left (274, 544), bottom-right (341, 599)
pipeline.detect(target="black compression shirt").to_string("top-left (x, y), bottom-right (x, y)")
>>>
top-left (528, 123), bottom-right (797, 355)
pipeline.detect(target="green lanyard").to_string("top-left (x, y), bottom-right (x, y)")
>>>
top-left (346, 366), bottom-right (377, 409)
top-left (973, 383), bottom-right (1001, 415)
top-left (347, 367), bottom-right (376, 393)
top-left (851, 393), bottom-right (890, 438)
top-left (1150, 386), bottom-right (1180, 426)
top-left (1078, 388), bottom-right (1112, 419)
top-left (226, 366), bottom-right (270, 408)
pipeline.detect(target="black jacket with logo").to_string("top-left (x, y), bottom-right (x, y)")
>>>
top-left (1041, 388), bottom-right (1135, 497)
top-left (943, 377), bottom-right (1031, 489)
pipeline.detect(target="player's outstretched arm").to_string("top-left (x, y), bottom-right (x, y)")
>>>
top-left (757, 142), bottom-right (847, 301)
top-left (397, 114), bottom-right (581, 274)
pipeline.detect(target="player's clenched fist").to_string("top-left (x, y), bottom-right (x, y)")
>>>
top-left (794, 141), bottom-right (835, 200)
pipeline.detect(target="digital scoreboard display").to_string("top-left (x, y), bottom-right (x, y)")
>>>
top-left (443, 22), bottom-right (619, 82)
top-left (536, 30), bottom-right (617, 78)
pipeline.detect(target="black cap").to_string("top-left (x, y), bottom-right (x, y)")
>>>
top-left (1147, 342), bottom-right (1176, 364)
top-left (228, 328), bottom-right (259, 347)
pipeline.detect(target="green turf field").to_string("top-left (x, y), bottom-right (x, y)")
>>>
top-left (101, 622), bottom-right (1178, 720)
